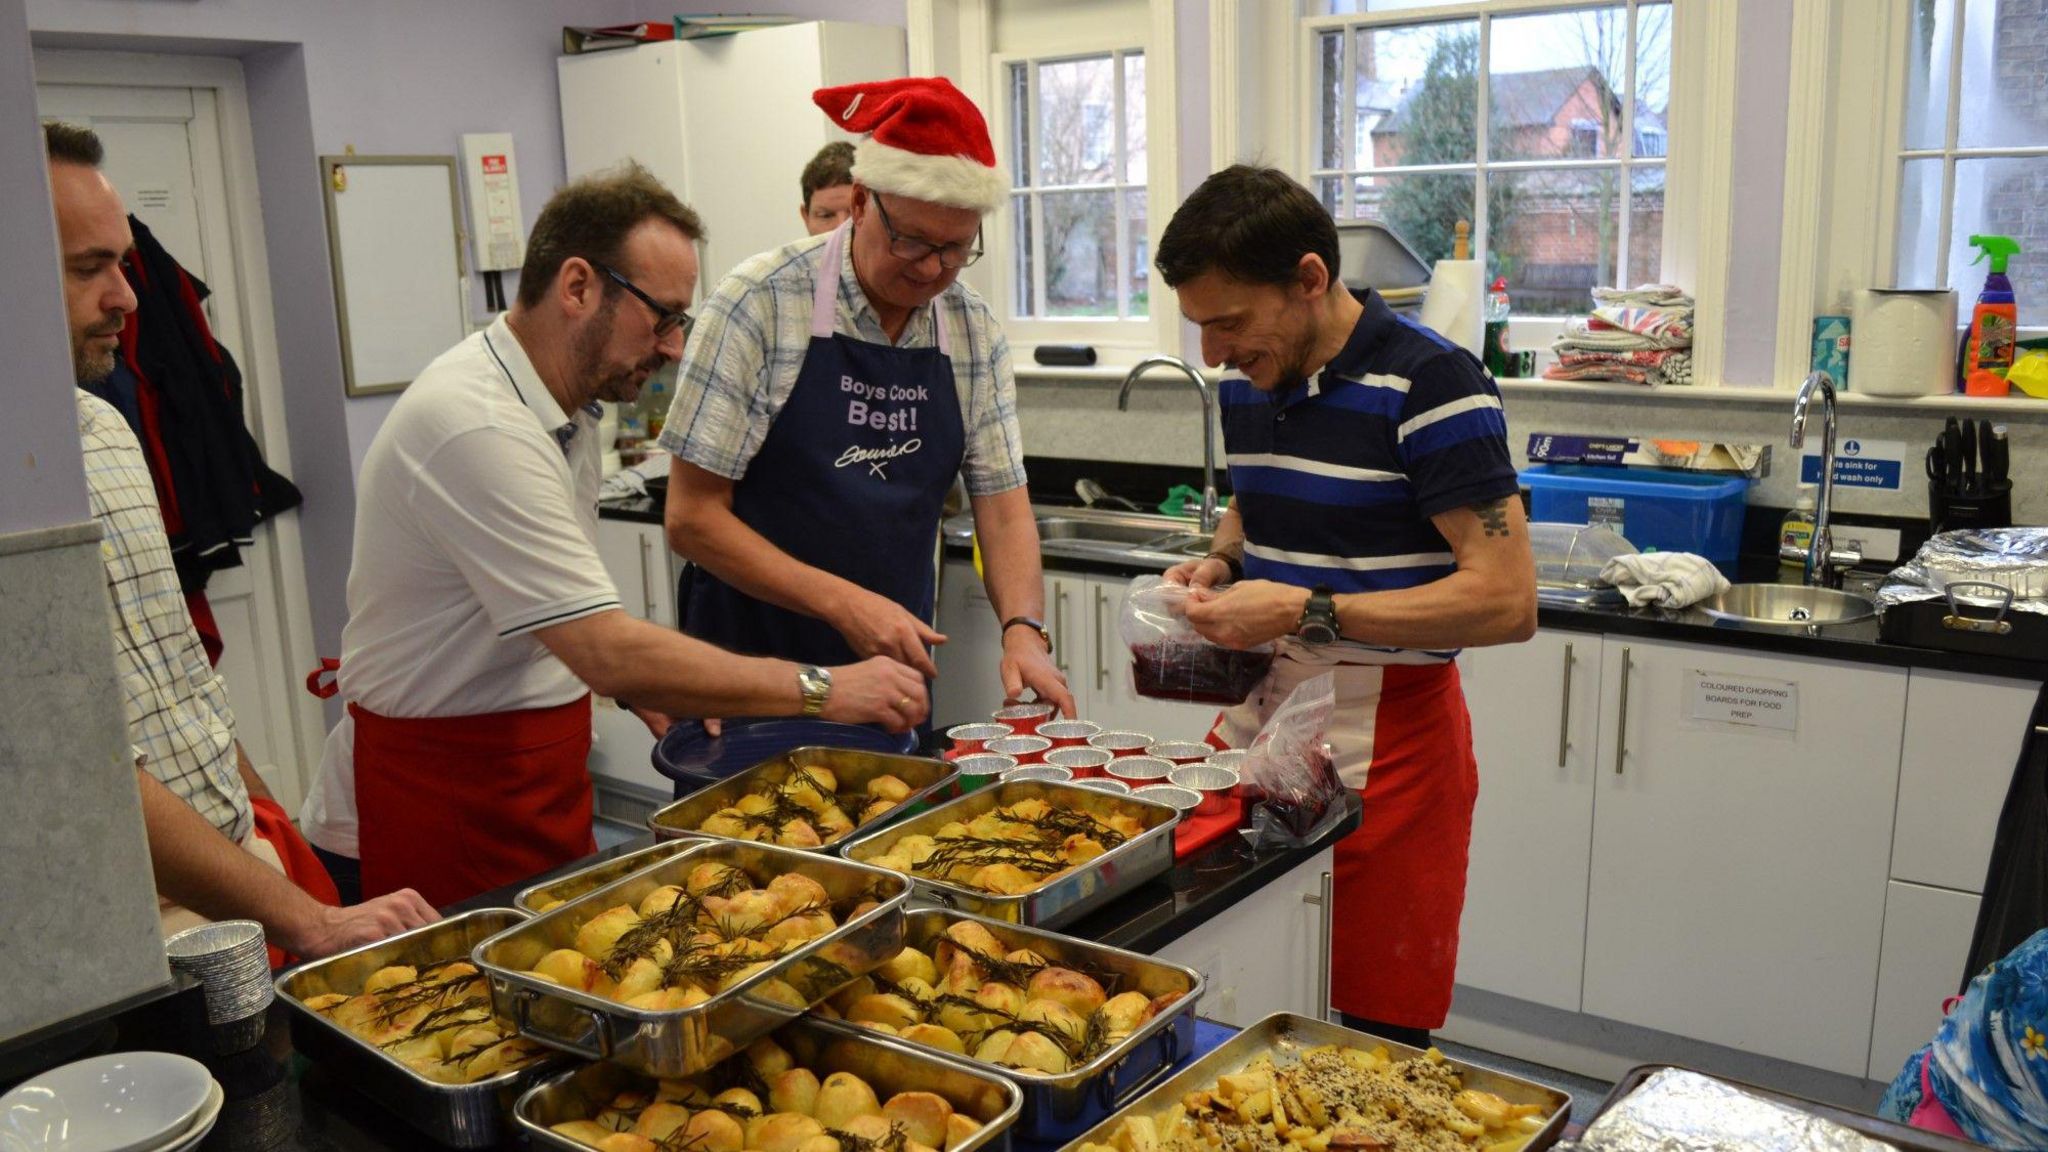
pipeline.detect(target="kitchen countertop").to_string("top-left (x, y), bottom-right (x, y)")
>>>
top-left (29, 797), bottom-right (1359, 1150)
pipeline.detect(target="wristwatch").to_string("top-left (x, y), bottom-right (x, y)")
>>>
top-left (1295, 586), bottom-right (1340, 645)
top-left (795, 663), bottom-right (832, 717)
top-left (1001, 616), bottom-right (1052, 656)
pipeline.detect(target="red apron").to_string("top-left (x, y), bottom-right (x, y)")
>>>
top-left (1212, 659), bottom-right (1477, 1029)
top-left (351, 695), bottom-right (596, 907)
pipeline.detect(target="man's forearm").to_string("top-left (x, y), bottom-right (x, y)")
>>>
top-left (136, 768), bottom-right (322, 942)
top-left (969, 488), bottom-right (1047, 622)
top-left (542, 610), bottom-right (805, 719)
top-left (1206, 507), bottom-right (1246, 559)
top-left (1333, 570), bottom-right (1536, 651)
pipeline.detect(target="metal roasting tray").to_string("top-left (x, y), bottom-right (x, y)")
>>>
top-left (834, 780), bottom-right (1179, 929)
top-left (274, 908), bottom-right (570, 1148)
top-left (472, 839), bottom-right (911, 1078)
top-left (811, 907), bottom-right (1203, 1141)
top-left (1060, 1012), bottom-right (1574, 1152)
top-left (1585, 1064), bottom-right (1985, 1152)
top-left (515, 1016), bottom-right (1024, 1152)
top-left (648, 746), bottom-right (957, 852)
top-left (515, 839), bottom-right (701, 914)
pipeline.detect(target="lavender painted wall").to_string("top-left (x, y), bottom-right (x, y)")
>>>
top-left (1720, 0), bottom-right (1796, 388)
top-left (0, 0), bottom-right (87, 535)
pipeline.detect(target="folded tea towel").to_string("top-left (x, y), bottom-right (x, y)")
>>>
top-left (1599, 551), bottom-right (1731, 608)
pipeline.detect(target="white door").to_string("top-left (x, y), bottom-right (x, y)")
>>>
top-left (1582, 636), bottom-right (1907, 1076)
top-left (37, 77), bottom-right (317, 808)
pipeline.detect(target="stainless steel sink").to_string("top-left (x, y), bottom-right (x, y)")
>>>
top-left (1030, 508), bottom-right (1211, 567)
top-left (1700, 584), bottom-right (1876, 627)
top-left (1035, 516), bottom-right (1184, 546)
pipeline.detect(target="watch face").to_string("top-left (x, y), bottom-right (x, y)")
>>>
top-left (1299, 621), bottom-right (1338, 645)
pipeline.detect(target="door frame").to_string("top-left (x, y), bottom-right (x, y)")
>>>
top-left (35, 48), bottom-right (330, 795)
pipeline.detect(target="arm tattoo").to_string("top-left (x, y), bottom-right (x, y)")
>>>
top-left (1472, 498), bottom-right (1513, 538)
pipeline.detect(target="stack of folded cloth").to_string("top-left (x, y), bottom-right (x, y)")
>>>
top-left (1545, 284), bottom-right (1695, 386)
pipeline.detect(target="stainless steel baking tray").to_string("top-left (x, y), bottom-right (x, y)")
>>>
top-left (834, 780), bottom-right (1179, 929)
top-left (649, 746), bottom-right (957, 852)
top-left (1061, 1012), bottom-right (1573, 1152)
top-left (275, 908), bottom-right (568, 1148)
top-left (812, 908), bottom-right (1203, 1141)
top-left (515, 1016), bottom-right (1023, 1152)
top-left (473, 839), bottom-right (911, 1078)
top-left (515, 839), bottom-right (700, 914)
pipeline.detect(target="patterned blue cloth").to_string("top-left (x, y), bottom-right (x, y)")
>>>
top-left (1879, 927), bottom-right (2048, 1149)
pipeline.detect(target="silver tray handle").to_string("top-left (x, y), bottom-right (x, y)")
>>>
top-left (513, 985), bottom-right (616, 1062)
top-left (1096, 1019), bottom-right (1182, 1109)
top-left (1942, 580), bottom-right (2015, 635)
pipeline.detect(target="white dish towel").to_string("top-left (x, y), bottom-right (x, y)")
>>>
top-left (1598, 552), bottom-right (1731, 608)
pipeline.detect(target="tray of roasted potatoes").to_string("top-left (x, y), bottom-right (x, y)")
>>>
top-left (834, 780), bottom-right (1179, 928)
top-left (517, 1017), bottom-right (1023, 1152)
top-left (648, 747), bottom-right (957, 851)
top-left (518, 839), bottom-right (703, 914)
top-left (275, 908), bottom-right (568, 1148)
top-left (810, 908), bottom-right (1202, 1141)
top-left (473, 839), bottom-right (911, 1078)
top-left (1065, 1012), bottom-right (1572, 1152)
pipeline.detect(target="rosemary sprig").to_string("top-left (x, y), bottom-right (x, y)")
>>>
top-left (826, 1121), bottom-right (910, 1152)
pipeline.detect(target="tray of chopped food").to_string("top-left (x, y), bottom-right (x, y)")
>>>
top-left (833, 780), bottom-right (1179, 929)
top-left (517, 840), bottom-right (703, 914)
top-left (1066, 1012), bottom-right (1571, 1152)
top-left (517, 1016), bottom-right (1022, 1152)
top-left (473, 839), bottom-right (911, 1078)
top-left (811, 909), bottom-right (1202, 1141)
top-left (275, 908), bottom-right (566, 1148)
top-left (649, 747), bottom-right (958, 851)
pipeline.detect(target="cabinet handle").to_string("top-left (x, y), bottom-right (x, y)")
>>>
top-left (1053, 586), bottom-right (1070, 676)
top-left (1557, 642), bottom-right (1575, 769)
top-left (1302, 870), bottom-right (1334, 1022)
top-left (636, 534), bottom-right (655, 620)
top-left (1093, 586), bottom-right (1108, 692)
top-left (1613, 645), bottom-right (1632, 776)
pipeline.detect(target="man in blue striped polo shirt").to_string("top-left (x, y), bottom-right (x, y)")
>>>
top-left (1157, 166), bottom-right (1536, 1048)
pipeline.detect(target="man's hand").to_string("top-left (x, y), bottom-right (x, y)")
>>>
top-left (1001, 627), bottom-right (1076, 717)
top-left (820, 655), bottom-right (930, 732)
top-left (831, 587), bottom-right (945, 678)
top-left (283, 889), bottom-right (439, 960)
top-left (1163, 555), bottom-right (1233, 589)
top-left (626, 703), bottom-right (672, 739)
top-left (1183, 580), bottom-right (1313, 650)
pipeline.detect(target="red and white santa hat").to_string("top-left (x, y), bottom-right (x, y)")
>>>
top-left (812, 77), bottom-right (1007, 214)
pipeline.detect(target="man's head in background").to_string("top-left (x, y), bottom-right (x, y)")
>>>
top-left (800, 141), bottom-right (856, 235)
top-left (43, 122), bottom-right (137, 385)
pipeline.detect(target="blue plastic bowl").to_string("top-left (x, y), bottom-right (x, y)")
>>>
top-left (652, 719), bottom-right (918, 798)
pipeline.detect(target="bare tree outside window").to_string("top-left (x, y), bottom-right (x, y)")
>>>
top-left (1008, 51), bottom-right (1148, 320)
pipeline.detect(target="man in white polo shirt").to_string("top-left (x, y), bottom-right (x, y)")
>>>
top-left (301, 164), bottom-right (927, 906)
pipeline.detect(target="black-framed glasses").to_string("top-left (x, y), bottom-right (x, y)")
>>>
top-left (595, 261), bottom-right (692, 338)
top-left (870, 194), bottom-right (983, 269)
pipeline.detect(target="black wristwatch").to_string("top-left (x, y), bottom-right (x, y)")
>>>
top-left (1295, 585), bottom-right (1339, 645)
top-left (1002, 616), bottom-right (1052, 656)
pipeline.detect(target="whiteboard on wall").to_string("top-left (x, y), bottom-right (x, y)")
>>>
top-left (320, 155), bottom-right (466, 397)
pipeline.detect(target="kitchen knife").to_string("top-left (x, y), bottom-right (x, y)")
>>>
top-left (1978, 420), bottom-right (1996, 490)
top-left (1960, 418), bottom-right (1977, 492)
top-left (1989, 424), bottom-right (2009, 487)
top-left (1942, 428), bottom-right (1964, 494)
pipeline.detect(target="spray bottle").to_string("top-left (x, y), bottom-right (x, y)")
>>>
top-left (1964, 234), bottom-right (2021, 380)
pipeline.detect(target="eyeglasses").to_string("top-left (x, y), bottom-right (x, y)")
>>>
top-left (870, 194), bottom-right (983, 269)
top-left (594, 262), bottom-right (693, 338)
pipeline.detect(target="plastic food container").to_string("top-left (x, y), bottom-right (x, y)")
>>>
top-left (1075, 778), bottom-right (1131, 795)
top-left (1145, 741), bottom-right (1213, 766)
top-left (1520, 465), bottom-right (1749, 576)
top-left (1003, 764), bottom-right (1072, 784)
top-left (1168, 763), bottom-right (1241, 818)
top-left (1035, 719), bottom-right (1101, 747)
top-left (1105, 756), bottom-right (1173, 785)
top-left (1131, 784), bottom-right (1202, 815)
top-left (991, 703), bottom-right (1054, 734)
top-left (1044, 746), bottom-right (1113, 778)
top-left (951, 753), bottom-right (1018, 793)
top-left (1087, 731), bottom-right (1153, 757)
top-left (985, 735), bottom-right (1051, 765)
top-left (948, 722), bottom-right (1014, 754)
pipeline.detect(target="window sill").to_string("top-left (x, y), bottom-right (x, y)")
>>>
top-left (1498, 376), bottom-right (2048, 415)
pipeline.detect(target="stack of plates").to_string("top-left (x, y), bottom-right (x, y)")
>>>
top-left (0, 1052), bottom-right (223, 1152)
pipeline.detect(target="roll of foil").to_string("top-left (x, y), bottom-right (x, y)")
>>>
top-left (1570, 1069), bottom-right (1899, 1152)
top-left (1876, 527), bottom-right (2048, 617)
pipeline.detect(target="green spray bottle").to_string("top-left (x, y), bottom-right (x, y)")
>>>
top-left (1965, 234), bottom-right (2021, 379)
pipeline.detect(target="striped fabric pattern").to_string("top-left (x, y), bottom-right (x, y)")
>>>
top-left (1220, 291), bottom-right (1519, 663)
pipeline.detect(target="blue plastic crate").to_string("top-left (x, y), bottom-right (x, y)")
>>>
top-left (1520, 464), bottom-right (1750, 576)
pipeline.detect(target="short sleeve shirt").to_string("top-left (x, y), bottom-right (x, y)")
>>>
top-left (657, 226), bottom-right (1027, 497)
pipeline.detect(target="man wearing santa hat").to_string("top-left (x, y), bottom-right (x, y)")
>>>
top-left (661, 77), bottom-right (1072, 720)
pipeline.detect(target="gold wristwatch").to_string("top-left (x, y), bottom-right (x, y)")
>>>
top-left (796, 664), bottom-right (832, 717)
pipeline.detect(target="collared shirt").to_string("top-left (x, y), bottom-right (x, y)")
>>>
top-left (78, 391), bottom-right (252, 843)
top-left (657, 224), bottom-right (1028, 496)
top-left (1219, 290), bottom-right (1518, 664)
top-left (299, 315), bottom-right (617, 856)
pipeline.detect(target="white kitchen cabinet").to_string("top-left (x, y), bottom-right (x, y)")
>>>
top-left (1456, 628), bottom-right (1602, 1012)
top-left (594, 518), bottom-right (676, 628)
top-left (1868, 881), bottom-right (1980, 1081)
top-left (1582, 637), bottom-right (1906, 1076)
top-left (1893, 670), bottom-right (2041, 893)
top-left (1154, 848), bottom-right (1334, 1026)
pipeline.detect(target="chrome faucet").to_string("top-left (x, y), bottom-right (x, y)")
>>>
top-left (1786, 371), bottom-right (1862, 588)
top-left (1118, 355), bottom-right (1220, 533)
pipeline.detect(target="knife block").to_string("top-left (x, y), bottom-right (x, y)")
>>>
top-left (1929, 479), bottom-right (2013, 534)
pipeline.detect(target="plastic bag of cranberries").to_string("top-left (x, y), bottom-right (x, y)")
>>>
top-left (1118, 575), bottom-right (1275, 704)
top-left (1243, 674), bottom-right (1346, 846)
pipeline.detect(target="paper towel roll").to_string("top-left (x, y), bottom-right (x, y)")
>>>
top-left (1421, 259), bottom-right (1483, 357)
top-left (1850, 288), bottom-right (1958, 396)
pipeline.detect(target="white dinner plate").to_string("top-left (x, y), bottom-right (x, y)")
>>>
top-left (141, 1081), bottom-right (221, 1152)
top-left (0, 1052), bottom-right (212, 1152)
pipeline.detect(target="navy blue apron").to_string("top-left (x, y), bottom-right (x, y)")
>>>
top-left (683, 221), bottom-right (965, 669)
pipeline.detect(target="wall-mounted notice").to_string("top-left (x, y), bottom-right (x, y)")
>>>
top-left (1688, 670), bottom-right (1799, 732)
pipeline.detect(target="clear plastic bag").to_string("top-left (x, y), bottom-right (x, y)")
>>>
top-left (1243, 673), bottom-right (1346, 845)
top-left (1117, 575), bottom-right (1275, 704)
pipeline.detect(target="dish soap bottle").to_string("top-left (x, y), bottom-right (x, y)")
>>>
top-left (1483, 277), bottom-right (1512, 377)
top-left (1779, 485), bottom-right (1817, 571)
top-left (1965, 234), bottom-right (2021, 379)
